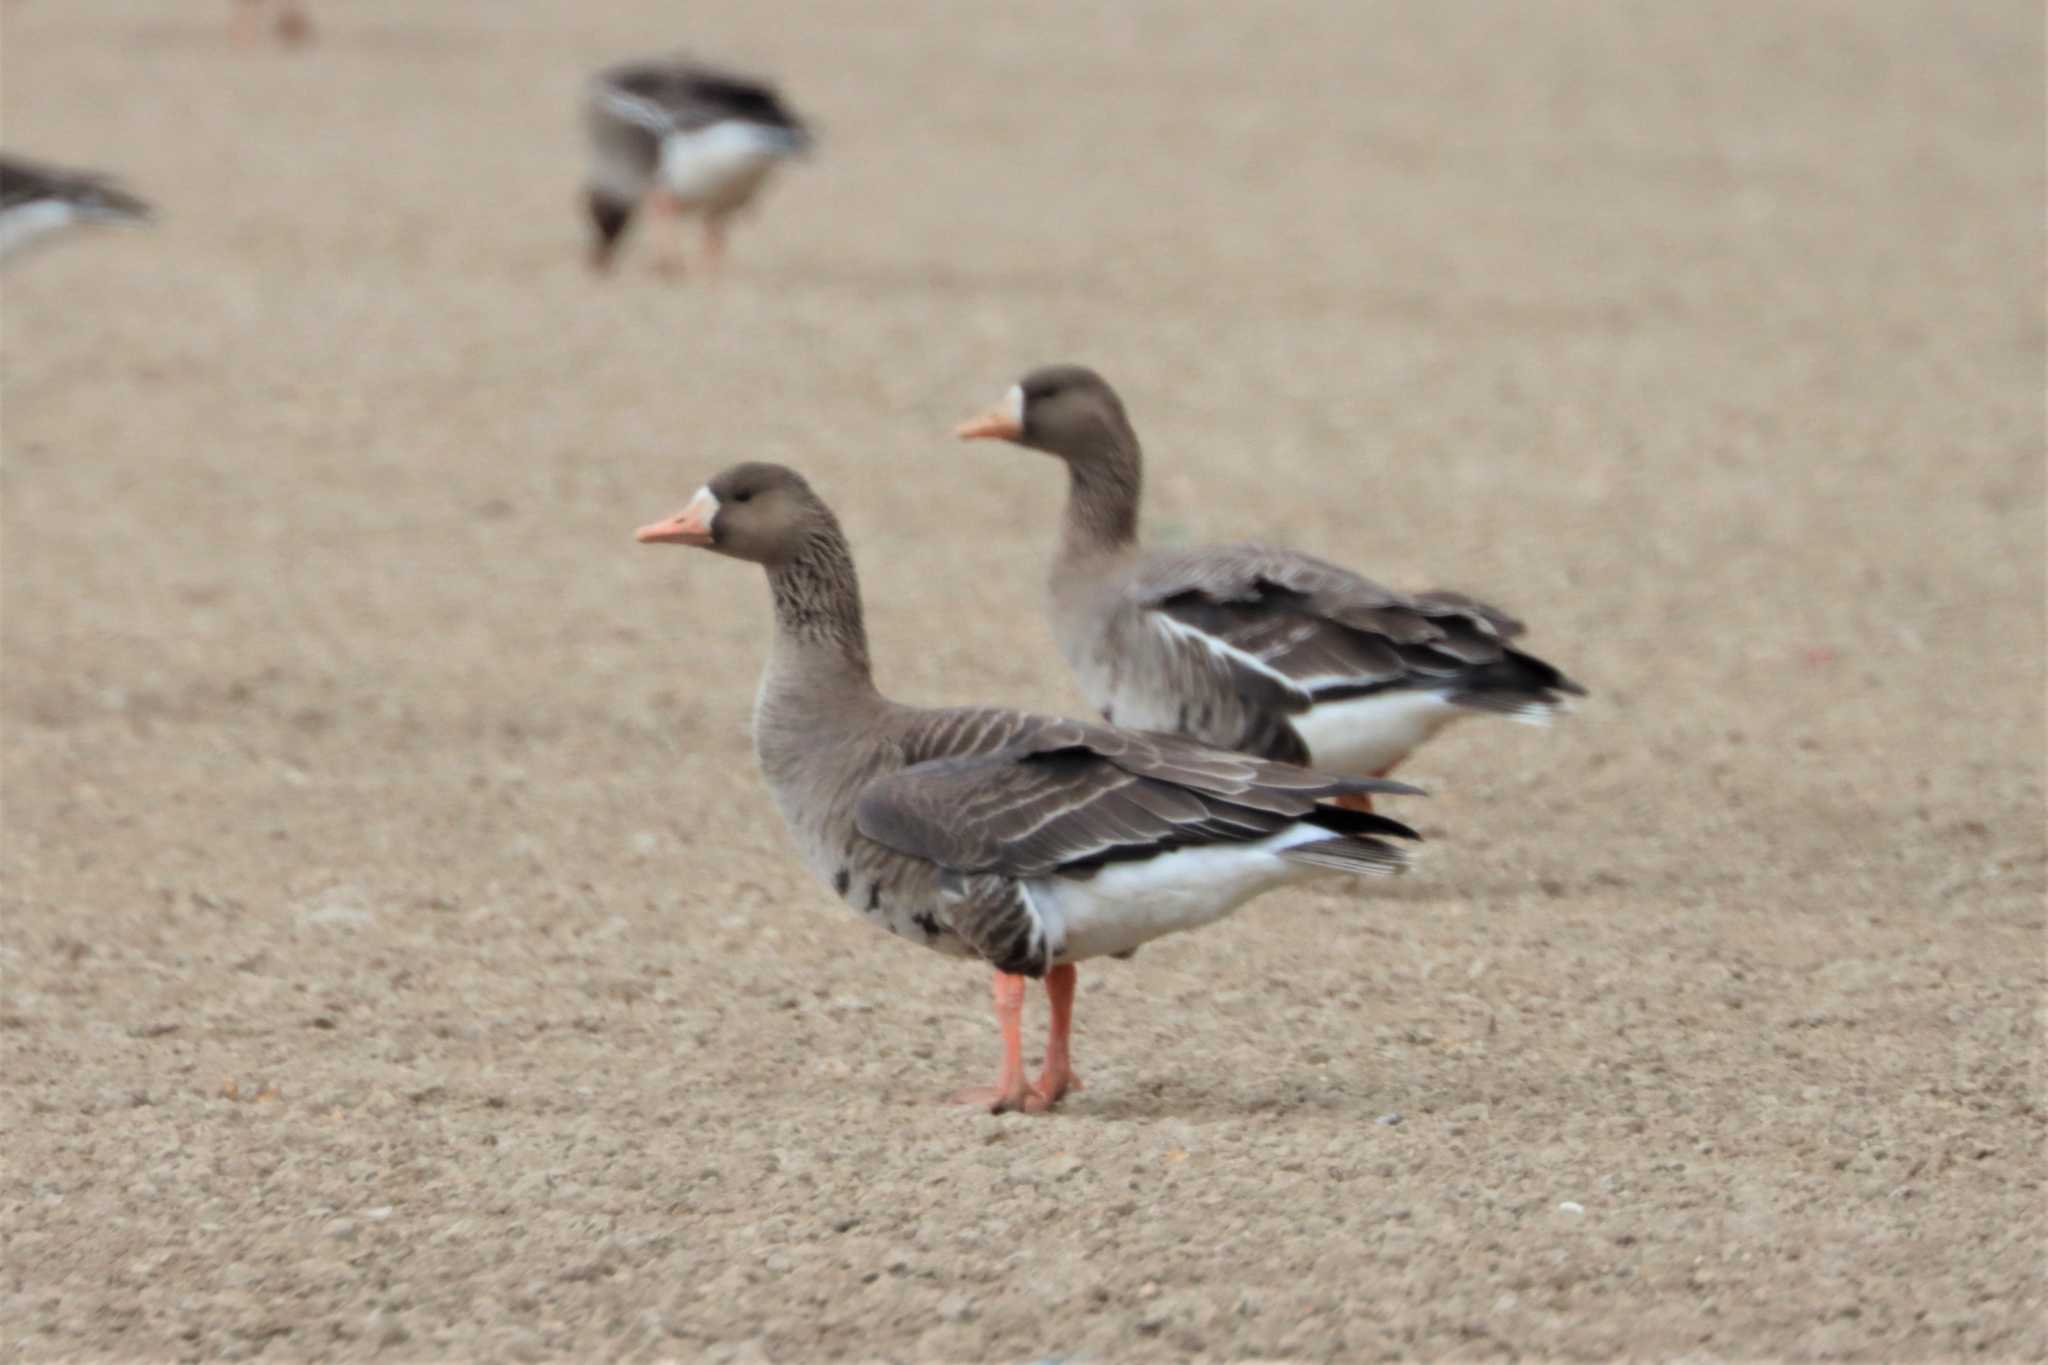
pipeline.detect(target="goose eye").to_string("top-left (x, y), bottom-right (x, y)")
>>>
top-left (732, 489), bottom-right (753, 504)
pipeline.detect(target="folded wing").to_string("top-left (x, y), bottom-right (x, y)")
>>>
top-left (855, 711), bottom-right (1417, 880)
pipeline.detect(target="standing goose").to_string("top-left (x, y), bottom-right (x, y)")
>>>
top-left (0, 154), bottom-right (150, 263)
top-left (583, 58), bottom-right (811, 275)
top-left (636, 462), bottom-right (1421, 1113)
top-left (956, 366), bottom-right (1583, 807)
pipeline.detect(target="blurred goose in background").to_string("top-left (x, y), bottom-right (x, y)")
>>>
top-left (230, 0), bottom-right (312, 45)
top-left (583, 58), bottom-right (811, 276)
top-left (957, 365), bottom-right (1584, 808)
top-left (0, 154), bottom-right (151, 263)
top-left (635, 463), bottom-right (1421, 1113)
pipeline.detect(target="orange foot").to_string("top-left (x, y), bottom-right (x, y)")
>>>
top-left (1034, 1063), bottom-right (1083, 1106)
top-left (950, 1080), bottom-right (1050, 1115)
top-left (957, 969), bottom-right (1061, 1115)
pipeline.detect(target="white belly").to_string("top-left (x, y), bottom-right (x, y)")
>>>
top-left (1291, 689), bottom-right (1468, 777)
top-left (0, 201), bottom-right (82, 260)
top-left (658, 122), bottom-right (794, 209)
top-left (1024, 827), bottom-right (1335, 963)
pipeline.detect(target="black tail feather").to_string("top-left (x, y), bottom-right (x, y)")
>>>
top-left (1445, 647), bottom-right (1585, 710)
top-left (1303, 803), bottom-right (1422, 843)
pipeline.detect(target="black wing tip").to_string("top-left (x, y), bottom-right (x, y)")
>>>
top-left (92, 188), bottom-right (151, 221)
top-left (594, 58), bottom-right (802, 117)
top-left (1520, 652), bottom-right (1588, 700)
top-left (1304, 804), bottom-right (1423, 843)
top-left (1373, 815), bottom-right (1423, 842)
top-left (1433, 648), bottom-right (1585, 711)
top-left (2, 161), bottom-right (150, 220)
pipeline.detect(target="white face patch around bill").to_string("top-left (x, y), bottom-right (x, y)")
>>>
top-left (1003, 384), bottom-right (1025, 429)
top-left (687, 485), bottom-right (720, 528)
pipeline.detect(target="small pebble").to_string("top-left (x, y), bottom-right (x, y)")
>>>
top-left (1557, 1201), bottom-right (1586, 1216)
top-left (938, 1293), bottom-right (975, 1323)
top-left (1377, 1113), bottom-right (1403, 1126)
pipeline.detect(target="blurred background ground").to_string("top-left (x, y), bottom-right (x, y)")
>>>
top-left (2, 0), bottom-right (2042, 1359)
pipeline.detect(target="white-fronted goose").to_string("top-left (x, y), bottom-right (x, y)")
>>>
top-left (0, 154), bottom-right (151, 263)
top-left (636, 463), bottom-right (1421, 1113)
top-left (229, 0), bottom-right (312, 46)
top-left (956, 366), bottom-right (1583, 806)
top-left (583, 59), bottom-right (811, 275)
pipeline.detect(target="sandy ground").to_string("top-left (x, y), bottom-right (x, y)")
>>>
top-left (3, 1), bottom-right (2043, 1359)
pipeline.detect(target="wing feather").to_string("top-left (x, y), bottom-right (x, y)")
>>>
top-left (854, 710), bottom-right (1417, 881)
top-left (591, 60), bottom-right (806, 136)
top-left (1130, 544), bottom-right (1579, 716)
top-left (0, 155), bottom-right (150, 220)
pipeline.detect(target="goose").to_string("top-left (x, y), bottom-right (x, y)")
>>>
top-left (636, 462), bottom-right (1421, 1113)
top-left (956, 365), bottom-right (1583, 809)
top-left (583, 59), bottom-right (811, 275)
top-left (229, 0), bottom-right (312, 46)
top-left (0, 154), bottom-right (151, 264)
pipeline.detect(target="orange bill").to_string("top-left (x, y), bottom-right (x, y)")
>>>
top-left (635, 488), bottom-right (719, 546)
top-left (954, 384), bottom-right (1025, 441)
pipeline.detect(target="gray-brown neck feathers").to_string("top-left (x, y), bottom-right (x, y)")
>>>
top-left (1061, 422), bottom-right (1142, 554)
top-left (766, 523), bottom-right (871, 675)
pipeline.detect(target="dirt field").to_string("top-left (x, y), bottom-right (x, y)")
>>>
top-left (3, 1), bottom-right (2042, 1359)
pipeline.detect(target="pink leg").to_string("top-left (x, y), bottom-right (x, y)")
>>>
top-left (647, 192), bottom-right (687, 278)
top-left (1034, 963), bottom-right (1083, 1104)
top-left (230, 0), bottom-right (267, 43)
top-left (951, 971), bottom-right (1046, 1115)
top-left (701, 216), bottom-right (727, 275)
